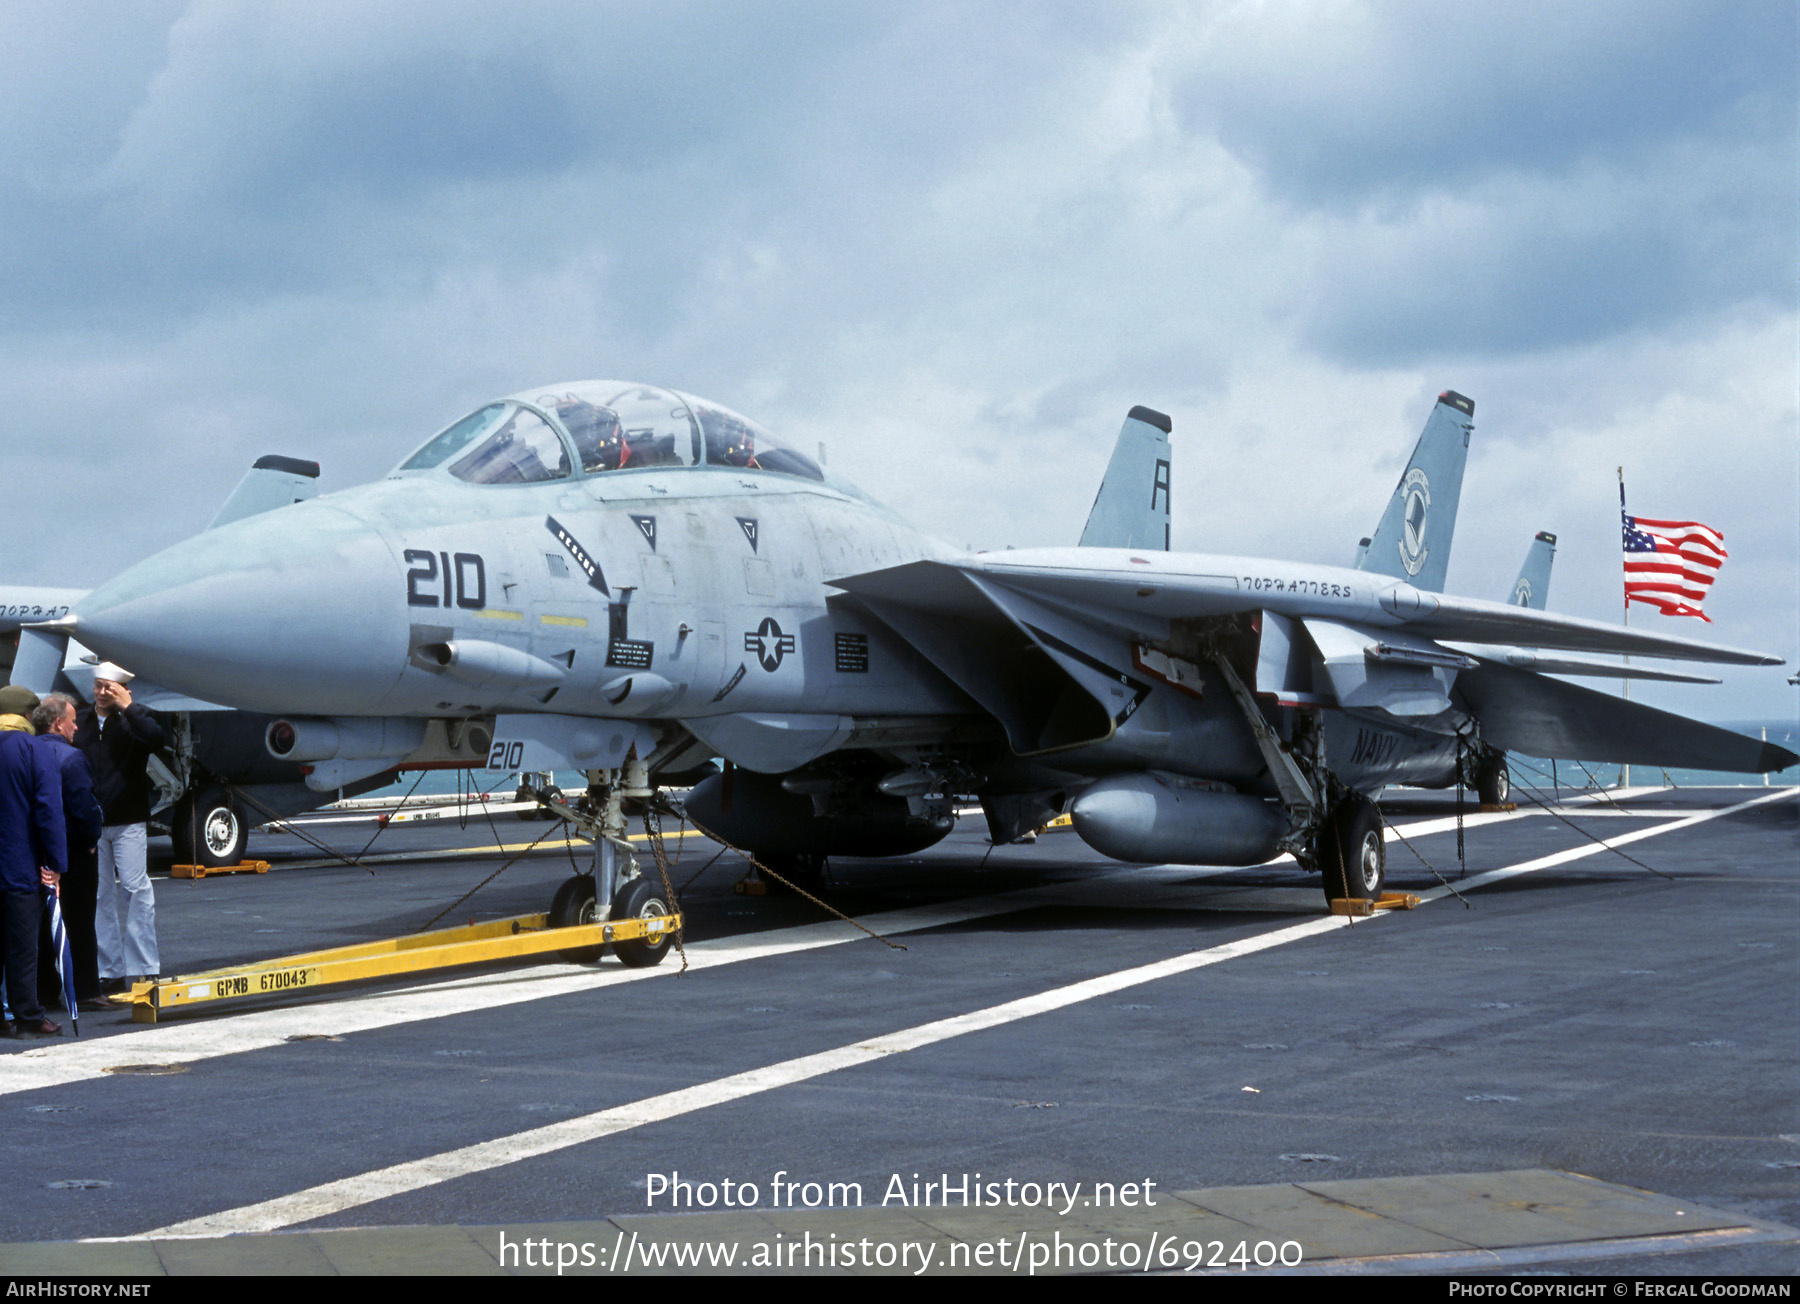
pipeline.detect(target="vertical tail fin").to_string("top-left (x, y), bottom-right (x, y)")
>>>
top-left (1079, 406), bottom-right (1172, 550)
top-left (1355, 390), bottom-right (1473, 592)
top-left (1508, 531), bottom-right (1557, 609)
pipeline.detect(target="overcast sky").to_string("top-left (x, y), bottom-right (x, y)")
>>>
top-left (2, 1), bottom-right (1794, 719)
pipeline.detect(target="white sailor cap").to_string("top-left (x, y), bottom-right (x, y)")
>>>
top-left (93, 662), bottom-right (135, 684)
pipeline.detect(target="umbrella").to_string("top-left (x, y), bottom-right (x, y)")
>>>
top-left (44, 881), bottom-right (77, 1037)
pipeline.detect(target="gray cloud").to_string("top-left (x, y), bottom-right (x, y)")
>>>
top-left (0, 2), bottom-right (1792, 717)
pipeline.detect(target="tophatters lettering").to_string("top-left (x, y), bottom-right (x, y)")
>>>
top-left (1241, 574), bottom-right (1353, 597)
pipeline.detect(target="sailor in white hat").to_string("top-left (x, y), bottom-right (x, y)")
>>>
top-left (75, 663), bottom-right (165, 988)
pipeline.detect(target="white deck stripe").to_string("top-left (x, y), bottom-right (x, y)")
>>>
top-left (117, 788), bottom-right (1793, 1240)
top-left (0, 810), bottom-right (1518, 1095)
top-left (0, 864), bottom-right (1245, 1097)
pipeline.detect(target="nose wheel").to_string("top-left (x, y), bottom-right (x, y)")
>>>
top-left (547, 874), bottom-right (675, 967)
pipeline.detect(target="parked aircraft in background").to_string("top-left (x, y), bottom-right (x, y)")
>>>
top-left (14, 381), bottom-right (1791, 963)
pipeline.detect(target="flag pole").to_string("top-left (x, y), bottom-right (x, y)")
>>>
top-left (1618, 467), bottom-right (1631, 790)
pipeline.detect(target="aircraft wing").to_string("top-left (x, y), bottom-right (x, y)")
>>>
top-left (833, 552), bottom-right (1794, 772)
top-left (840, 553), bottom-right (1781, 667)
top-left (1393, 591), bottom-right (1781, 665)
top-left (1452, 646), bottom-right (1720, 684)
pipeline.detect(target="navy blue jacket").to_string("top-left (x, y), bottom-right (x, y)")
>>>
top-left (35, 734), bottom-right (104, 853)
top-left (0, 730), bottom-right (66, 891)
top-left (73, 704), bottom-right (166, 826)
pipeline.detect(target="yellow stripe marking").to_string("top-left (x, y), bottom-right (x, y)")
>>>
top-left (539, 614), bottom-right (588, 627)
top-left (475, 609), bottom-right (524, 621)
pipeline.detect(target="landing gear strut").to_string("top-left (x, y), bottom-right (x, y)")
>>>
top-left (538, 756), bottom-right (675, 967)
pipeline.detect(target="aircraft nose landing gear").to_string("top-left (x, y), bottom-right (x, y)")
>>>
top-left (538, 761), bottom-right (681, 967)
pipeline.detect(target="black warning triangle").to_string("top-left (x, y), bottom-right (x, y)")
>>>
top-left (737, 517), bottom-right (759, 552)
top-left (630, 515), bottom-right (657, 551)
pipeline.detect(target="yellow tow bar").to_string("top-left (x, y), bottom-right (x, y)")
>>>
top-left (126, 909), bottom-right (680, 1023)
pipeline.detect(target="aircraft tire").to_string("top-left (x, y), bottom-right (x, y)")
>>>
top-left (1321, 798), bottom-right (1384, 903)
top-left (172, 785), bottom-right (248, 868)
top-left (610, 877), bottom-right (675, 968)
top-left (1476, 756), bottom-right (1510, 806)
top-left (516, 784), bottom-right (564, 820)
top-left (549, 875), bottom-right (605, 963)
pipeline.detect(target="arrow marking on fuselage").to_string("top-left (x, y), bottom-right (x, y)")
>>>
top-left (545, 515), bottom-right (609, 595)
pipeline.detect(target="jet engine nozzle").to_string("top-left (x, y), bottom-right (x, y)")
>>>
top-left (266, 716), bottom-right (427, 763)
top-left (1070, 774), bottom-right (1282, 866)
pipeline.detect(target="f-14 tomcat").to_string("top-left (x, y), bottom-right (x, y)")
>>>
top-left (23, 380), bottom-right (1793, 964)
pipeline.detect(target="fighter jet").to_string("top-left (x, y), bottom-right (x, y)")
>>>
top-left (19, 380), bottom-right (1793, 959)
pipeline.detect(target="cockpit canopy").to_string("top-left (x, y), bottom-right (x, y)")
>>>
top-left (395, 381), bottom-right (826, 487)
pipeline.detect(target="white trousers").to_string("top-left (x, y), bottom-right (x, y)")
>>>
top-left (96, 823), bottom-right (159, 980)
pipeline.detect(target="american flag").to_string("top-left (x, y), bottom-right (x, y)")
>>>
top-left (1621, 483), bottom-right (1726, 621)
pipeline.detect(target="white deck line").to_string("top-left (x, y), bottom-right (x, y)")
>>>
top-left (108, 788), bottom-right (1793, 1240)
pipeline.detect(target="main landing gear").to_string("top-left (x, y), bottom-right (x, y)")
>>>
top-left (1317, 793), bottom-right (1385, 904)
top-left (1473, 753), bottom-right (1511, 807)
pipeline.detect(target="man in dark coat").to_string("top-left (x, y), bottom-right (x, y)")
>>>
top-left (32, 693), bottom-right (108, 1008)
top-left (73, 664), bottom-right (165, 986)
top-left (0, 720), bottom-right (65, 1036)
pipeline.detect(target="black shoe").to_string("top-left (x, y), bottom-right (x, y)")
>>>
top-left (100, 978), bottom-right (128, 995)
top-left (16, 1017), bottom-right (62, 1037)
top-left (0, 1022), bottom-right (17, 1039)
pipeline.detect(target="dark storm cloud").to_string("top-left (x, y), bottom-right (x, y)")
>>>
top-left (0, 2), bottom-right (1152, 331)
top-left (1171, 1), bottom-right (1794, 205)
top-left (1167, 1), bottom-right (1797, 363)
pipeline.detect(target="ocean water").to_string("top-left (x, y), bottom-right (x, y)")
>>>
top-left (358, 719), bottom-right (1800, 807)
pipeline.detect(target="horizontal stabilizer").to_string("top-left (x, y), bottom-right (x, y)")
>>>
top-left (210, 454), bottom-right (321, 531)
top-left (1457, 662), bottom-right (1797, 773)
top-left (1079, 407), bottom-right (1172, 551)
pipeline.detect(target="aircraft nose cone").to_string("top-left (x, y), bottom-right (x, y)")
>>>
top-left (75, 503), bottom-right (407, 715)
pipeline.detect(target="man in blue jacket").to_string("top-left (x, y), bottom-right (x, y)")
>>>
top-left (32, 693), bottom-right (108, 1009)
top-left (0, 719), bottom-right (66, 1037)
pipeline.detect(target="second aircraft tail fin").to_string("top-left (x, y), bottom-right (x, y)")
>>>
top-left (1079, 406), bottom-right (1172, 550)
top-left (1356, 390), bottom-right (1474, 592)
top-left (1508, 531), bottom-right (1557, 609)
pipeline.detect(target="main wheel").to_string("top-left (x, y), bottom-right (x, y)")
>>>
top-left (1475, 755), bottom-right (1510, 806)
top-left (1320, 797), bottom-right (1385, 903)
top-left (171, 785), bottom-right (248, 868)
top-left (610, 876), bottom-right (675, 968)
top-left (548, 875), bottom-right (604, 962)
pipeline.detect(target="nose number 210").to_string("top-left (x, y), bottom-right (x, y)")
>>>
top-left (405, 550), bottom-right (487, 609)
